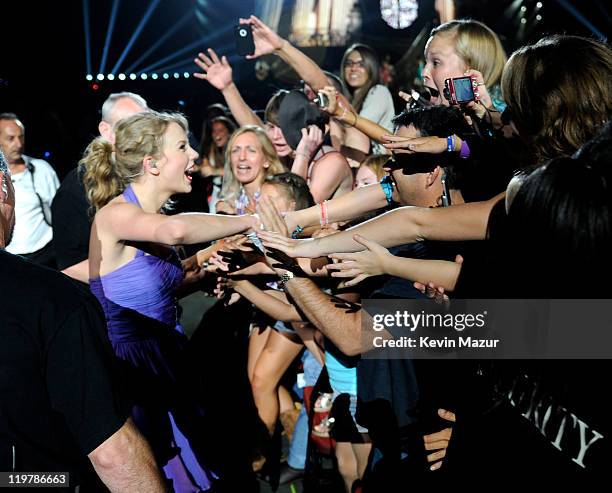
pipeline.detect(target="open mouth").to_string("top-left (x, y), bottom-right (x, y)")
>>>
top-left (424, 86), bottom-right (441, 105)
top-left (184, 165), bottom-right (195, 182)
top-left (236, 164), bottom-right (252, 174)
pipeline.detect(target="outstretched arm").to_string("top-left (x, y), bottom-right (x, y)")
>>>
top-left (194, 48), bottom-right (263, 127)
top-left (232, 280), bottom-right (305, 322)
top-left (260, 194), bottom-right (502, 258)
top-left (241, 15), bottom-right (329, 91)
top-left (328, 234), bottom-right (462, 291)
top-left (284, 182), bottom-right (390, 233)
top-left (99, 203), bottom-right (258, 246)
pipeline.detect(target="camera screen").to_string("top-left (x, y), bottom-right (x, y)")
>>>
top-left (454, 77), bottom-right (474, 102)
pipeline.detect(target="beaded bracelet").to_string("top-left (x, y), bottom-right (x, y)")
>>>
top-left (380, 175), bottom-right (394, 204)
top-left (291, 225), bottom-right (304, 239)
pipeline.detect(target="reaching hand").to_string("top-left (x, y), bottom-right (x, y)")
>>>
top-left (193, 48), bottom-right (233, 91)
top-left (257, 230), bottom-right (311, 258)
top-left (295, 125), bottom-right (324, 161)
top-left (257, 197), bottom-right (290, 237)
top-left (327, 234), bottom-right (391, 287)
top-left (382, 134), bottom-right (447, 154)
top-left (423, 409), bottom-right (456, 471)
top-left (239, 15), bottom-right (285, 59)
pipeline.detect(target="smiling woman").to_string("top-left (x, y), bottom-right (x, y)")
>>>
top-left (78, 110), bottom-right (258, 491)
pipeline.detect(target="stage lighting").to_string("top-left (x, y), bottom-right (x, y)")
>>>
top-left (141, 73), bottom-right (148, 80)
top-left (520, 17), bottom-right (527, 24)
top-left (96, 74), bottom-right (104, 81)
top-left (536, 14), bottom-right (542, 20)
top-left (520, 6), bottom-right (527, 12)
top-left (151, 73), bottom-right (159, 80)
top-left (129, 73), bottom-right (137, 80)
top-left (118, 73), bottom-right (126, 80)
top-left (174, 73), bottom-right (180, 79)
top-left (86, 74), bottom-right (93, 81)
top-left (536, 2), bottom-right (543, 8)
top-left (183, 72), bottom-right (190, 79)
top-left (107, 74), bottom-right (115, 81)
top-left (163, 73), bottom-right (169, 79)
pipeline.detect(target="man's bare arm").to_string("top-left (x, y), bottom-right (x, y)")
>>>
top-left (88, 418), bottom-right (166, 493)
top-left (284, 277), bottom-right (362, 356)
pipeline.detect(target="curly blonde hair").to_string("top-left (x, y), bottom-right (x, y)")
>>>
top-left (81, 111), bottom-right (188, 211)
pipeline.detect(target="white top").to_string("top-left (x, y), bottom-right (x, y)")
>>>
top-left (6, 155), bottom-right (59, 255)
top-left (359, 84), bottom-right (395, 155)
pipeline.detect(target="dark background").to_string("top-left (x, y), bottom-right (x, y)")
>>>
top-left (0, 0), bottom-right (608, 179)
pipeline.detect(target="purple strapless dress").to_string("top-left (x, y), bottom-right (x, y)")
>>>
top-left (90, 185), bottom-right (214, 492)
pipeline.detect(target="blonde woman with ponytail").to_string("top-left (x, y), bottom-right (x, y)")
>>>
top-left (82, 111), bottom-right (257, 492)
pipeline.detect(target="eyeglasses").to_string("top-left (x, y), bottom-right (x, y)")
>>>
top-left (345, 60), bottom-right (365, 69)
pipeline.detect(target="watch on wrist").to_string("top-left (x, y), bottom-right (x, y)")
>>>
top-left (278, 270), bottom-right (295, 289)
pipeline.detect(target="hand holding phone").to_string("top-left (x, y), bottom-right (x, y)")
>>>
top-left (235, 25), bottom-right (255, 56)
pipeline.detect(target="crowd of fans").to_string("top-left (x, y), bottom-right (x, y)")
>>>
top-left (1, 12), bottom-right (611, 493)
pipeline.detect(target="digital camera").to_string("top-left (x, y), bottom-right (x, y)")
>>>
top-left (443, 76), bottom-right (480, 105)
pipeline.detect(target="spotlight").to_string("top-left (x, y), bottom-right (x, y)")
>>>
top-left (163, 73), bottom-right (169, 79)
top-left (92, 83), bottom-right (99, 91)
top-left (520, 6), bottom-right (527, 12)
top-left (536, 14), bottom-right (542, 20)
top-left (178, 100), bottom-right (185, 106)
top-left (183, 72), bottom-right (190, 78)
top-left (96, 74), bottom-right (105, 81)
top-left (536, 2), bottom-right (543, 8)
top-left (151, 73), bottom-right (159, 80)
top-left (44, 151), bottom-right (51, 158)
top-left (520, 17), bottom-right (527, 24)
top-left (173, 72), bottom-right (180, 79)
top-left (141, 73), bottom-right (148, 80)
top-left (86, 74), bottom-right (93, 81)
top-left (129, 73), bottom-right (137, 80)
top-left (107, 74), bottom-right (115, 81)
top-left (118, 73), bottom-right (126, 80)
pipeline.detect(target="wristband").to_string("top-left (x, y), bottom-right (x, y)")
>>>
top-left (446, 135), bottom-right (455, 153)
top-left (291, 225), bottom-right (304, 239)
top-left (320, 200), bottom-right (329, 226)
top-left (380, 175), bottom-right (394, 204)
top-left (459, 139), bottom-right (471, 159)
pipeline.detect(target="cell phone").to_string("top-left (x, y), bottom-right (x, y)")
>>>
top-left (234, 24), bottom-right (255, 56)
top-left (443, 76), bottom-right (479, 105)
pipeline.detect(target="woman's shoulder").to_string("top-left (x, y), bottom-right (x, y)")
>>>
top-left (367, 84), bottom-right (393, 99)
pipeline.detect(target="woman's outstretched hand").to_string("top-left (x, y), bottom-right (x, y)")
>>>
top-left (239, 15), bottom-right (285, 59)
top-left (193, 48), bottom-right (233, 91)
top-left (327, 234), bottom-right (391, 287)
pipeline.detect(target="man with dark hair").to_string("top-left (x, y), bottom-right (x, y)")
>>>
top-left (1, 149), bottom-right (166, 492)
top-left (0, 112), bottom-right (59, 267)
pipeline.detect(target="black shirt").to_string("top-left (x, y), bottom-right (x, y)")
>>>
top-left (51, 167), bottom-right (91, 270)
top-left (0, 251), bottom-right (128, 489)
